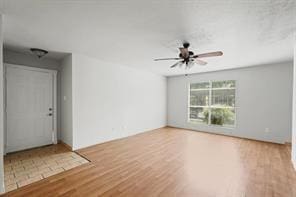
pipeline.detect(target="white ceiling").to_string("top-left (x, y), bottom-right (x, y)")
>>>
top-left (1, 0), bottom-right (295, 76)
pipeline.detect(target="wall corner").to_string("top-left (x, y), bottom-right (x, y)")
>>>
top-left (292, 34), bottom-right (296, 171)
top-left (0, 13), bottom-right (5, 194)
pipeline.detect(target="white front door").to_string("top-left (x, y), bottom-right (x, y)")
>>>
top-left (6, 65), bottom-right (56, 153)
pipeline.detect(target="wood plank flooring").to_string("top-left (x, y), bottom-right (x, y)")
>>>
top-left (2, 127), bottom-right (296, 197)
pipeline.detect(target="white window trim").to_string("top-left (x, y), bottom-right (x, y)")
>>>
top-left (187, 80), bottom-right (237, 128)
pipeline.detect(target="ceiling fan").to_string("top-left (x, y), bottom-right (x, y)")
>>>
top-left (154, 42), bottom-right (223, 69)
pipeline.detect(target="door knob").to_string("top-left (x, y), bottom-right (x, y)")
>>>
top-left (48, 113), bottom-right (53, 116)
top-left (49, 108), bottom-right (53, 111)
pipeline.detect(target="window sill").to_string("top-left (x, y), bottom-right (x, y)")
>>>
top-left (188, 120), bottom-right (236, 129)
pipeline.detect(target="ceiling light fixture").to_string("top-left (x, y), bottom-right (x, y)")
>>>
top-left (30, 48), bottom-right (48, 58)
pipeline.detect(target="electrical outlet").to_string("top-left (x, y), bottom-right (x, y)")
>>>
top-left (264, 128), bottom-right (270, 133)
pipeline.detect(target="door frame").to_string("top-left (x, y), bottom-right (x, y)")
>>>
top-left (4, 63), bottom-right (58, 154)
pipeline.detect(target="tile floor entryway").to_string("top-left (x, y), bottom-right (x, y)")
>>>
top-left (4, 144), bottom-right (89, 192)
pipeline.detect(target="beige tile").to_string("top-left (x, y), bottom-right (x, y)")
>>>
top-left (4, 178), bottom-right (16, 186)
top-left (28, 171), bottom-right (42, 178)
top-left (44, 160), bottom-right (58, 166)
top-left (34, 161), bottom-right (45, 166)
top-left (15, 175), bottom-right (28, 183)
top-left (11, 162), bottom-right (22, 168)
top-left (14, 171), bottom-right (28, 178)
top-left (52, 167), bottom-right (64, 174)
top-left (4, 174), bottom-right (15, 180)
top-left (4, 169), bottom-right (14, 175)
top-left (24, 164), bottom-right (36, 171)
top-left (4, 165), bottom-right (12, 171)
top-left (71, 161), bottom-right (81, 167)
top-left (80, 159), bottom-right (89, 164)
top-left (17, 175), bottom-right (42, 187)
top-left (62, 162), bottom-right (81, 170)
top-left (38, 167), bottom-right (51, 174)
top-left (21, 160), bottom-right (33, 165)
top-left (70, 158), bottom-right (83, 163)
top-left (32, 158), bottom-right (43, 163)
top-left (17, 179), bottom-right (30, 187)
top-left (61, 164), bottom-right (72, 170)
top-left (56, 159), bottom-right (68, 164)
top-left (27, 175), bottom-right (42, 183)
top-left (4, 160), bottom-right (11, 164)
top-left (4, 144), bottom-right (89, 192)
top-left (37, 164), bottom-right (49, 170)
top-left (14, 170), bottom-right (27, 176)
top-left (71, 154), bottom-right (82, 158)
top-left (26, 168), bottom-right (39, 175)
top-left (12, 165), bottom-right (24, 171)
top-left (42, 170), bottom-right (57, 178)
top-left (49, 163), bottom-right (64, 171)
top-left (5, 183), bottom-right (17, 192)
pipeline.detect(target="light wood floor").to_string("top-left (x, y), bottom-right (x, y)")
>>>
top-left (2, 127), bottom-right (296, 197)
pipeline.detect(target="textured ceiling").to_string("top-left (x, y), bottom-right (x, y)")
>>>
top-left (1, 0), bottom-right (296, 76)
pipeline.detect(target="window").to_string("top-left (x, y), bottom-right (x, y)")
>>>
top-left (189, 80), bottom-right (236, 127)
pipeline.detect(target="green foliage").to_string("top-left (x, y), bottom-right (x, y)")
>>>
top-left (190, 82), bottom-right (210, 89)
top-left (203, 108), bottom-right (234, 126)
top-left (212, 80), bottom-right (235, 88)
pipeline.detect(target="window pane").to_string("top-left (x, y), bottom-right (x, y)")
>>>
top-left (211, 89), bottom-right (235, 107)
top-left (190, 82), bottom-right (210, 90)
top-left (189, 107), bottom-right (208, 123)
top-left (212, 80), bottom-right (235, 88)
top-left (210, 108), bottom-right (235, 126)
top-left (190, 90), bottom-right (209, 106)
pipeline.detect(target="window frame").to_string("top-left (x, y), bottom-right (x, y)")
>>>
top-left (187, 80), bottom-right (237, 128)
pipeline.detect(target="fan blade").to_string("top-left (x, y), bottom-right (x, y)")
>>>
top-left (180, 60), bottom-right (186, 68)
top-left (170, 61), bottom-right (183, 68)
top-left (154, 57), bottom-right (181, 61)
top-left (187, 61), bottom-right (195, 69)
top-left (193, 51), bottom-right (223, 58)
top-left (179, 47), bottom-right (189, 58)
top-left (195, 59), bottom-right (207, 65)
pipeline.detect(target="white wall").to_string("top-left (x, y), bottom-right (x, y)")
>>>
top-left (168, 62), bottom-right (293, 144)
top-left (71, 54), bottom-right (167, 150)
top-left (60, 55), bottom-right (73, 148)
top-left (0, 14), bottom-right (4, 193)
top-left (292, 38), bottom-right (296, 169)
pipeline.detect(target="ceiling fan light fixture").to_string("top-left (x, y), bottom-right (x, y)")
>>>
top-left (30, 48), bottom-right (48, 58)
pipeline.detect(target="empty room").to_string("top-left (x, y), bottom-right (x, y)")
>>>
top-left (0, 0), bottom-right (296, 196)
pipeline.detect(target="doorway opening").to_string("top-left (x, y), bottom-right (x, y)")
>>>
top-left (4, 64), bottom-right (58, 153)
